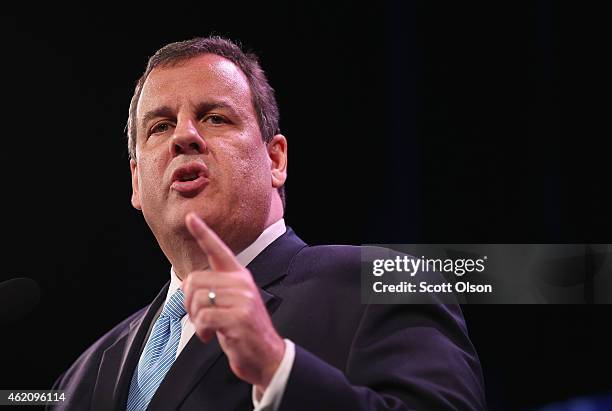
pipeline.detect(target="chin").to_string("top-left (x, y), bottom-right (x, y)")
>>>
top-left (170, 204), bottom-right (220, 229)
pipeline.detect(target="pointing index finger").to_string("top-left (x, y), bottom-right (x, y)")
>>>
top-left (185, 213), bottom-right (241, 272)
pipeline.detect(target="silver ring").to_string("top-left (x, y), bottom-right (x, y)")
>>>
top-left (208, 289), bottom-right (216, 306)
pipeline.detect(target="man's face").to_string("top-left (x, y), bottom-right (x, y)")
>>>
top-left (131, 54), bottom-right (274, 250)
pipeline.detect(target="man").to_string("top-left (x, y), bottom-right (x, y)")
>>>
top-left (51, 37), bottom-right (486, 410)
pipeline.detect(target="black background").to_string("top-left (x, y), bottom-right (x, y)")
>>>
top-left (1, 2), bottom-right (611, 410)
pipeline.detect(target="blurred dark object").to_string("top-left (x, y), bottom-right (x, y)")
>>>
top-left (0, 277), bottom-right (40, 325)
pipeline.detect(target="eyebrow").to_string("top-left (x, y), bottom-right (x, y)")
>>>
top-left (140, 106), bottom-right (174, 131)
top-left (140, 100), bottom-right (241, 131)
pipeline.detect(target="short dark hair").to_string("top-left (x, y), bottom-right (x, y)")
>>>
top-left (126, 36), bottom-right (285, 207)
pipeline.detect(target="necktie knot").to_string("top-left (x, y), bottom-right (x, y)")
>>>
top-left (161, 288), bottom-right (187, 320)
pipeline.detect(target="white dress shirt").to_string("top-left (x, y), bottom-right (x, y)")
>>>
top-left (162, 218), bottom-right (295, 411)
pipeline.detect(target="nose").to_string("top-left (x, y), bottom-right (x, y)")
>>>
top-left (170, 119), bottom-right (206, 156)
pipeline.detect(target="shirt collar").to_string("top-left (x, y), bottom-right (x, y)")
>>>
top-left (168, 218), bottom-right (287, 296)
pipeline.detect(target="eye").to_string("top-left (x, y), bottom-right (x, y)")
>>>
top-left (204, 114), bottom-right (227, 125)
top-left (150, 122), bottom-right (172, 135)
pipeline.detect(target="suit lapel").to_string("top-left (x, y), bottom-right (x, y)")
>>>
top-left (147, 227), bottom-right (307, 410)
top-left (91, 283), bottom-right (170, 411)
top-left (248, 227), bottom-right (307, 288)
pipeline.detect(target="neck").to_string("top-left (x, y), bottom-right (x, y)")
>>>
top-left (164, 196), bottom-right (284, 280)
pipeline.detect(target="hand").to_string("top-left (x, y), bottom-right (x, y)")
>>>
top-left (182, 212), bottom-right (285, 392)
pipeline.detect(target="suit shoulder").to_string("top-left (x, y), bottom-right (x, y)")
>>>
top-left (91, 306), bottom-right (148, 349)
top-left (288, 244), bottom-right (396, 283)
top-left (289, 245), bottom-right (418, 287)
top-left (293, 244), bottom-right (402, 265)
top-left (55, 306), bottom-right (148, 389)
top-left (294, 244), bottom-right (360, 266)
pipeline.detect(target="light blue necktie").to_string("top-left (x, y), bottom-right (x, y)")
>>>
top-left (126, 288), bottom-right (186, 411)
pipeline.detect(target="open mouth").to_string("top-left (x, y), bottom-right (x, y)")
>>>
top-left (170, 162), bottom-right (209, 195)
top-left (178, 171), bottom-right (200, 182)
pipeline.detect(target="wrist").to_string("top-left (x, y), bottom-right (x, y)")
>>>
top-left (256, 336), bottom-right (286, 393)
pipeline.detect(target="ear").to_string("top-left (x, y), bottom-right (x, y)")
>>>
top-left (130, 159), bottom-right (142, 210)
top-left (267, 134), bottom-right (287, 189)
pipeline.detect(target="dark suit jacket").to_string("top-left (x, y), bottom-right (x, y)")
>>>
top-left (50, 228), bottom-right (486, 410)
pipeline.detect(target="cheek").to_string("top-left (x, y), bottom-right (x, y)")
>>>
top-left (216, 141), bottom-right (268, 188)
top-left (138, 158), bottom-right (167, 196)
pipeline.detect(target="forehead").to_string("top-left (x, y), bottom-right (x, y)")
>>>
top-left (136, 54), bottom-right (253, 121)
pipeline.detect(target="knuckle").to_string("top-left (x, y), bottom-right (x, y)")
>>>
top-left (237, 306), bottom-right (250, 321)
top-left (197, 330), bottom-right (209, 341)
top-left (194, 288), bottom-right (206, 301)
top-left (240, 289), bottom-right (255, 301)
top-left (236, 273), bottom-right (252, 288)
top-left (196, 310), bottom-right (211, 327)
